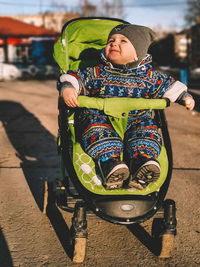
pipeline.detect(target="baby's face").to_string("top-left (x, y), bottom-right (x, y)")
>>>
top-left (105, 34), bottom-right (138, 65)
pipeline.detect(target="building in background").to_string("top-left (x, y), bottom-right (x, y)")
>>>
top-left (188, 23), bottom-right (200, 68)
top-left (11, 12), bottom-right (79, 33)
top-left (0, 17), bottom-right (59, 64)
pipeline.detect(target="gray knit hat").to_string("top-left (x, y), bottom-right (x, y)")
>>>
top-left (108, 24), bottom-right (156, 62)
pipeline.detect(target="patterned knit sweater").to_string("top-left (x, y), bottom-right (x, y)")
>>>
top-left (59, 50), bottom-right (187, 123)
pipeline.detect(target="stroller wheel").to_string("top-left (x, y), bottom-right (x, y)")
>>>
top-left (73, 237), bottom-right (87, 263)
top-left (42, 179), bottom-right (48, 214)
top-left (71, 202), bottom-right (88, 263)
top-left (42, 180), bottom-right (56, 214)
top-left (158, 199), bottom-right (177, 259)
top-left (159, 233), bottom-right (174, 258)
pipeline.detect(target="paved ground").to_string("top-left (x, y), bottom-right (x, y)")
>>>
top-left (0, 80), bottom-right (200, 267)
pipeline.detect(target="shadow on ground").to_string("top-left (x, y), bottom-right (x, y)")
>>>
top-left (0, 229), bottom-right (13, 267)
top-left (0, 100), bottom-right (74, 259)
top-left (0, 100), bottom-right (58, 210)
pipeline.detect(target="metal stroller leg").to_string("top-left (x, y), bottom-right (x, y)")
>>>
top-left (163, 199), bottom-right (177, 235)
top-left (71, 202), bottom-right (88, 263)
top-left (159, 199), bottom-right (177, 259)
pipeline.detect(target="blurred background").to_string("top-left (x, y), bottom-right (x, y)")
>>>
top-left (0, 0), bottom-right (200, 87)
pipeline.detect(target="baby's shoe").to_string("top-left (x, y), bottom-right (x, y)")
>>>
top-left (128, 160), bottom-right (160, 190)
top-left (99, 159), bottom-right (130, 190)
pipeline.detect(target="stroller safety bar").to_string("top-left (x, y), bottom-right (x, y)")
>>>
top-left (77, 96), bottom-right (169, 118)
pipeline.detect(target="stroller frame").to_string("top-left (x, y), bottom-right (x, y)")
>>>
top-left (52, 17), bottom-right (177, 263)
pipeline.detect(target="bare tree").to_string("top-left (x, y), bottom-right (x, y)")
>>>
top-left (79, 0), bottom-right (97, 17)
top-left (79, 0), bottom-right (124, 19)
top-left (185, 0), bottom-right (200, 25)
top-left (50, 0), bottom-right (80, 13)
top-left (47, 0), bottom-right (124, 18)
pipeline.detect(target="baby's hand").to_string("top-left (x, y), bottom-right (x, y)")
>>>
top-left (62, 87), bottom-right (79, 107)
top-left (184, 96), bottom-right (195, 111)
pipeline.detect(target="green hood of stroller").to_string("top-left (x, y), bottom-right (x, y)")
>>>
top-left (53, 18), bottom-right (125, 72)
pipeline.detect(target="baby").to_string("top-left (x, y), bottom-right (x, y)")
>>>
top-left (58, 24), bottom-right (195, 190)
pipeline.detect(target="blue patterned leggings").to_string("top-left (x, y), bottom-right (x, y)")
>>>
top-left (80, 111), bottom-right (162, 164)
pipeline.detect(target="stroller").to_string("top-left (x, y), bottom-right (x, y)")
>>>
top-left (52, 17), bottom-right (177, 263)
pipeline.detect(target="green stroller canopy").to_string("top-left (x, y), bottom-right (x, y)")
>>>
top-left (53, 18), bottom-right (125, 72)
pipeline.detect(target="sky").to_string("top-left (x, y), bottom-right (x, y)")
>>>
top-left (0, 0), bottom-right (188, 31)
top-left (124, 0), bottom-right (188, 30)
